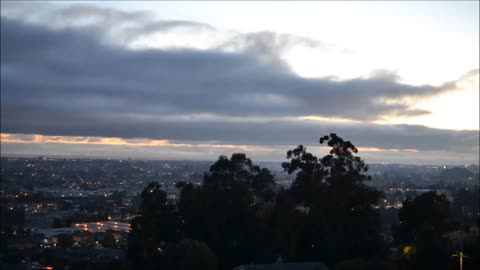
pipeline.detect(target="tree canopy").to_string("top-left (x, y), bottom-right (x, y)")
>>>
top-left (281, 133), bottom-right (384, 263)
top-left (127, 133), bottom-right (476, 269)
top-left (394, 191), bottom-right (458, 270)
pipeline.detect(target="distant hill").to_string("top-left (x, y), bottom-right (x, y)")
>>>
top-left (465, 164), bottom-right (479, 174)
top-left (431, 167), bottom-right (478, 187)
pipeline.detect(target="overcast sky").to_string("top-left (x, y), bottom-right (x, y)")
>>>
top-left (1, 1), bottom-right (479, 164)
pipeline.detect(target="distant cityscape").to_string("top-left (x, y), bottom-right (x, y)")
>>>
top-left (1, 156), bottom-right (479, 269)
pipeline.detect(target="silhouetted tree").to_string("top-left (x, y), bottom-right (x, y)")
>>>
top-left (282, 133), bottom-right (385, 264)
top-left (394, 191), bottom-right (458, 270)
top-left (163, 239), bottom-right (218, 270)
top-left (266, 188), bottom-right (300, 261)
top-left (396, 191), bottom-right (454, 244)
top-left (178, 154), bottom-right (275, 269)
top-left (129, 135), bottom-right (389, 268)
top-left (452, 188), bottom-right (479, 226)
top-left (127, 181), bottom-right (181, 265)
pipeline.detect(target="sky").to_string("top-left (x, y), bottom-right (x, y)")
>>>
top-left (1, 1), bottom-right (479, 164)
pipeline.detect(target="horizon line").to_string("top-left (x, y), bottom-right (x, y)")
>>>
top-left (1, 153), bottom-right (477, 167)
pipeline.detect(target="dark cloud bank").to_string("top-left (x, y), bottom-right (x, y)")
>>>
top-left (1, 15), bottom-right (478, 162)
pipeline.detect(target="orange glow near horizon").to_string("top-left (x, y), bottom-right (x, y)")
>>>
top-left (355, 147), bottom-right (419, 153)
top-left (296, 115), bottom-right (362, 124)
top-left (0, 133), bottom-right (274, 152)
top-left (0, 133), bottom-right (420, 153)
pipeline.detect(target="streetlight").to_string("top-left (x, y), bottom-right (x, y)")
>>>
top-left (444, 230), bottom-right (469, 270)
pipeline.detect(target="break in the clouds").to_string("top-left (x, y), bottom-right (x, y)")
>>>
top-left (0, 2), bottom-right (479, 164)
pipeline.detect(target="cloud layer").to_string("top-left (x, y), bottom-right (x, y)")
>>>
top-left (0, 17), bottom-right (457, 121)
top-left (0, 3), bottom-right (478, 164)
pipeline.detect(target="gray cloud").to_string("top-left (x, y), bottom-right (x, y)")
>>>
top-left (217, 31), bottom-right (334, 69)
top-left (2, 104), bottom-right (478, 153)
top-left (0, 2), bottom-right (215, 45)
top-left (55, 3), bottom-right (215, 43)
top-left (214, 30), bottom-right (362, 75)
top-left (1, 15), bottom-right (478, 163)
top-left (0, 2), bottom-right (354, 68)
top-left (1, 18), bottom-right (453, 120)
top-left (219, 31), bottom-right (335, 54)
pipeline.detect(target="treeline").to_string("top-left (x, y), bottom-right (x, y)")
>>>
top-left (126, 134), bottom-right (480, 270)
